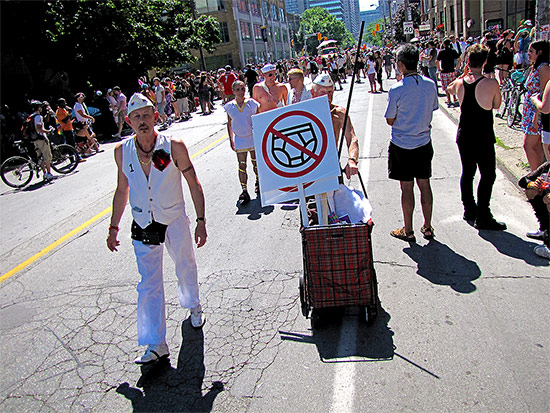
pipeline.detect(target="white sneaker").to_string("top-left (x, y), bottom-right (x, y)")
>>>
top-left (190, 304), bottom-right (206, 328)
top-left (134, 342), bottom-right (169, 364)
top-left (526, 229), bottom-right (545, 240)
top-left (534, 245), bottom-right (550, 259)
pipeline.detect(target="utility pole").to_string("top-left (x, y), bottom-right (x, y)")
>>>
top-left (404, 0), bottom-right (411, 42)
top-left (387, 0), bottom-right (394, 42)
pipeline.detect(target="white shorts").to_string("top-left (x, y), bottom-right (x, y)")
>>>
top-left (234, 134), bottom-right (254, 152)
top-left (542, 130), bottom-right (550, 145)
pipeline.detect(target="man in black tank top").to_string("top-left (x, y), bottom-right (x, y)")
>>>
top-left (447, 44), bottom-right (506, 230)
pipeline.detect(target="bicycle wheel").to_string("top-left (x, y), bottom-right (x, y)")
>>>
top-left (1, 156), bottom-right (34, 188)
top-left (51, 144), bottom-right (79, 174)
top-left (499, 84), bottom-right (511, 118)
top-left (507, 89), bottom-right (519, 127)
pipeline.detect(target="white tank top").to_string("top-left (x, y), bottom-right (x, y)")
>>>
top-left (121, 134), bottom-right (186, 228)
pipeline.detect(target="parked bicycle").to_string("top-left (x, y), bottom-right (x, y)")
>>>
top-left (505, 68), bottom-right (529, 128)
top-left (1, 136), bottom-right (79, 188)
top-left (496, 68), bottom-right (526, 123)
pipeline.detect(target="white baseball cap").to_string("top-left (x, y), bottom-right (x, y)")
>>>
top-left (312, 74), bottom-right (334, 87)
top-left (128, 93), bottom-right (155, 115)
top-left (261, 63), bottom-right (276, 73)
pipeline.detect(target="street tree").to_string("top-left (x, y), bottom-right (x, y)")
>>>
top-left (296, 7), bottom-right (355, 55)
top-left (1, 0), bottom-right (221, 107)
top-left (363, 18), bottom-right (385, 47)
top-left (392, 2), bottom-right (421, 42)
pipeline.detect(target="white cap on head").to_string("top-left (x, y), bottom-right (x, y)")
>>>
top-left (261, 63), bottom-right (276, 73)
top-left (524, 19), bottom-right (532, 26)
top-left (128, 93), bottom-right (155, 115)
top-left (312, 73), bottom-right (334, 87)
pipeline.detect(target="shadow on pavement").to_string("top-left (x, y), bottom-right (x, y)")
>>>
top-left (478, 230), bottom-right (549, 266)
top-left (403, 240), bottom-right (481, 293)
top-left (117, 321), bottom-right (224, 412)
top-left (235, 197), bottom-right (274, 220)
top-left (279, 304), bottom-right (394, 362)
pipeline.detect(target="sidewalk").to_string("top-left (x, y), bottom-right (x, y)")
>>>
top-left (437, 93), bottom-right (530, 188)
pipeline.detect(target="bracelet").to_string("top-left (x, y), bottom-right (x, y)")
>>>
top-left (349, 157), bottom-right (358, 163)
top-left (196, 217), bottom-right (206, 223)
top-left (109, 225), bottom-right (119, 232)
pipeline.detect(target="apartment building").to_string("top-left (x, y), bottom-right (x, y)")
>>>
top-left (418, 0), bottom-right (536, 38)
top-left (194, 0), bottom-right (293, 69)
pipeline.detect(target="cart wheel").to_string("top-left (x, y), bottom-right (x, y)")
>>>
top-left (299, 273), bottom-right (308, 317)
top-left (311, 309), bottom-right (322, 330)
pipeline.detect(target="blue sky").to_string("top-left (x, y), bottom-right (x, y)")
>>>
top-left (360, 0), bottom-right (379, 11)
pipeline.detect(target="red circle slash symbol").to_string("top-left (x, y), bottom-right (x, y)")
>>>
top-left (262, 110), bottom-right (328, 178)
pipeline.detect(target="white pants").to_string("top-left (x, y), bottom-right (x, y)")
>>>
top-left (133, 214), bottom-right (200, 346)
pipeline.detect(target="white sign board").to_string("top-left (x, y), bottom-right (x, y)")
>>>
top-left (540, 24), bottom-right (550, 40)
top-left (252, 96), bottom-right (340, 206)
top-left (403, 21), bottom-right (414, 35)
top-left (419, 23), bottom-right (431, 32)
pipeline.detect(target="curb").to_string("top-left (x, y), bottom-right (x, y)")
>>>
top-left (438, 100), bottom-right (526, 192)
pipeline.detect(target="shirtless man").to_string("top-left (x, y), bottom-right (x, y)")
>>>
top-left (447, 44), bottom-right (506, 230)
top-left (252, 63), bottom-right (288, 113)
top-left (310, 74), bottom-right (359, 179)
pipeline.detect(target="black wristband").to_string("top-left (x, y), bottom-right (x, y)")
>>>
top-left (196, 217), bottom-right (205, 223)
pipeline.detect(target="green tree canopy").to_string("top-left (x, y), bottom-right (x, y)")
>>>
top-left (363, 18), bottom-right (385, 47)
top-left (296, 7), bottom-right (355, 55)
top-left (1, 0), bottom-right (221, 107)
top-left (392, 3), bottom-right (421, 42)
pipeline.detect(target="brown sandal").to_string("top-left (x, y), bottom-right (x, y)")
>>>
top-left (390, 227), bottom-right (416, 242)
top-left (420, 225), bottom-right (435, 240)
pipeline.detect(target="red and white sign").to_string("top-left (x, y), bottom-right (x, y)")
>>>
top-left (252, 96), bottom-right (340, 205)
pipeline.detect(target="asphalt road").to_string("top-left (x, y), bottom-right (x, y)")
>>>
top-left (0, 77), bottom-right (548, 412)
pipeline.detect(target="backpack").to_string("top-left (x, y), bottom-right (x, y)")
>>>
top-left (21, 113), bottom-right (40, 141)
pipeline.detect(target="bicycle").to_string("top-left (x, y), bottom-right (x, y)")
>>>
top-left (496, 68), bottom-right (526, 121)
top-left (506, 68), bottom-right (529, 128)
top-left (1, 136), bottom-right (79, 188)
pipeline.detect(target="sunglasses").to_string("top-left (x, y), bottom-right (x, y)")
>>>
top-left (266, 73), bottom-right (275, 77)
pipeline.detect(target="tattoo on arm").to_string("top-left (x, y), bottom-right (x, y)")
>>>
top-left (182, 165), bottom-right (195, 174)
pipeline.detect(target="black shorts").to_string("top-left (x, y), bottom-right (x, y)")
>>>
top-left (388, 141), bottom-right (433, 181)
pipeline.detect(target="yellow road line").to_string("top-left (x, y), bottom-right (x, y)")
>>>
top-left (0, 133), bottom-right (228, 284)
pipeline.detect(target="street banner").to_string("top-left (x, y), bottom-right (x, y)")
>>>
top-left (252, 96), bottom-right (340, 206)
top-left (419, 23), bottom-right (431, 33)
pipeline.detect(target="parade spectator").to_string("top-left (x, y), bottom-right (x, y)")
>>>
top-left (329, 57), bottom-right (343, 91)
top-left (366, 54), bottom-right (377, 93)
top-left (481, 31), bottom-right (498, 78)
top-left (29, 100), bottom-right (54, 181)
top-left (522, 40), bottom-right (550, 171)
top-left (198, 73), bottom-right (214, 115)
top-left (224, 80), bottom-right (261, 204)
top-left (112, 86), bottom-right (127, 139)
top-left (496, 38), bottom-right (514, 84)
top-left (447, 44), bottom-right (506, 230)
top-left (308, 57), bottom-right (319, 81)
top-left (337, 54), bottom-right (347, 83)
top-left (375, 51), bottom-right (384, 92)
top-left (244, 64), bottom-right (259, 97)
top-left (153, 77), bottom-right (167, 124)
top-left (173, 76), bottom-right (191, 121)
top-left (287, 68), bottom-right (312, 105)
top-left (107, 93), bottom-right (207, 364)
top-left (106, 89), bottom-right (118, 122)
top-left (437, 39), bottom-right (461, 107)
top-left (218, 65), bottom-right (237, 103)
top-left (310, 74), bottom-right (359, 180)
top-left (384, 44), bottom-right (438, 242)
top-left (252, 63), bottom-right (287, 113)
top-left (531, 67), bottom-right (550, 162)
top-left (518, 161), bottom-right (550, 259)
top-left (449, 34), bottom-right (462, 55)
top-left (73, 92), bottom-right (100, 155)
top-left (383, 49), bottom-right (393, 79)
top-left (56, 98), bottom-right (77, 149)
top-left (426, 41), bottom-right (439, 91)
top-left (514, 20), bottom-right (533, 68)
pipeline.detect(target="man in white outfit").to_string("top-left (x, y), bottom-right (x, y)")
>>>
top-left (107, 93), bottom-right (207, 364)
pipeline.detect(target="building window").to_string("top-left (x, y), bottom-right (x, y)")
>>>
top-left (250, 0), bottom-right (260, 15)
top-left (279, 8), bottom-right (285, 22)
top-left (236, 0), bottom-right (248, 13)
top-left (219, 21), bottom-right (230, 43)
top-left (254, 24), bottom-right (263, 41)
top-left (271, 4), bottom-right (278, 20)
top-left (244, 52), bottom-right (255, 64)
top-left (196, 0), bottom-right (225, 13)
top-left (439, 11), bottom-right (444, 25)
top-left (261, 1), bottom-right (269, 19)
top-left (282, 28), bottom-right (287, 44)
top-left (240, 21), bottom-right (252, 40)
top-left (274, 27), bottom-right (281, 42)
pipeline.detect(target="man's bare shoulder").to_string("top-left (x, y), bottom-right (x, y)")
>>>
top-left (479, 77), bottom-right (500, 92)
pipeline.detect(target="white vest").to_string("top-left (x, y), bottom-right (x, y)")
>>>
top-left (122, 134), bottom-right (186, 228)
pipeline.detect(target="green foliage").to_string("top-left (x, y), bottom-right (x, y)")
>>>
top-left (392, 3), bottom-right (421, 42)
top-left (1, 0), bottom-right (221, 104)
top-left (296, 7), bottom-right (355, 55)
top-left (363, 18), bottom-right (385, 47)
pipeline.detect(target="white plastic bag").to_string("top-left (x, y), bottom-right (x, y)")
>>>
top-left (327, 184), bottom-right (373, 224)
